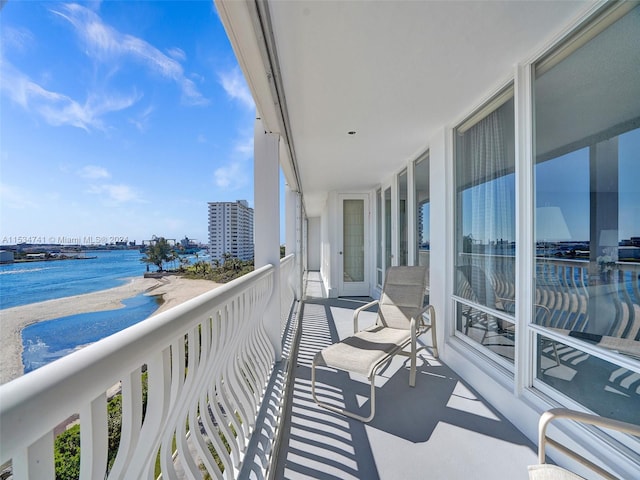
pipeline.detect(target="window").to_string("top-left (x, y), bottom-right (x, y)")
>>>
top-left (454, 86), bottom-right (516, 365)
top-left (385, 187), bottom-right (392, 270)
top-left (533, 4), bottom-right (640, 423)
top-left (398, 169), bottom-right (408, 266)
top-left (343, 199), bottom-right (365, 282)
top-left (376, 188), bottom-right (383, 287)
top-left (415, 154), bottom-right (430, 290)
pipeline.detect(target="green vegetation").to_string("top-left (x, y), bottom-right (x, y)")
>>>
top-left (141, 237), bottom-right (178, 272)
top-left (54, 424), bottom-right (80, 480)
top-left (182, 253), bottom-right (254, 283)
top-left (180, 246), bottom-right (286, 283)
top-left (54, 372), bottom-right (148, 480)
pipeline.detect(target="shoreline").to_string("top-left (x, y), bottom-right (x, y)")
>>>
top-left (0, 275), bottom-right (221, 385)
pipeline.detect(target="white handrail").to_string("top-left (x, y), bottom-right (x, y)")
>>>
top-left (1, 264), bottom-right (276, 479)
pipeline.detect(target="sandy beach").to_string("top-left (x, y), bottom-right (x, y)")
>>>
top-left (0, 275), bottom-right (221, 384)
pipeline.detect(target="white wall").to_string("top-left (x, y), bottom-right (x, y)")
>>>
top-left (320, 199), bottom-right (335, 297)
top-left (307, 217), bottom-right (321, 271)
top-left (427, 127), bottom-right (449, 355)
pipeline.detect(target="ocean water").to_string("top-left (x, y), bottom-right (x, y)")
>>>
top-left (22, 293), bottom-right (161, 374)
top-left (0, 249), bottom-right (169, 374)
top-left (0, 250), bottom-right (148, 309)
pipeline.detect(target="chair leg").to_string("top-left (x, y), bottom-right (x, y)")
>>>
top-left (311, 361), bottom-right (377, 423)
top-left (410, 339), bottom-right (417, 387)
top-left (552, 341), bottom-right (560, 366)
top-left (430, 321), bottom-right (439, 359)
top-left (464, 308), bottom-right (472, 334)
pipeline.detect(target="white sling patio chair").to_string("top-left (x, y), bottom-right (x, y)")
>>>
top-left (311, 266), bottom-right (438, 422)
top-left (529, 408), bottom-right (640, 480)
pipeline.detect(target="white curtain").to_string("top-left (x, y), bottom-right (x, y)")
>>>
top-left (469, 108), bottom-right (511, 247)
top-left (459, 106), bottom-right (514, 307)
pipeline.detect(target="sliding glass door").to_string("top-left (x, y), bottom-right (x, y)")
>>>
top-left (532, 4), bottom-right (640, 423)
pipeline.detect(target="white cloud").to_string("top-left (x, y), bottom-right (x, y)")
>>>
top-left (166, 47), bottom-right (186, 62)
top-left (52, 3), bottom-right (208, 106)
top-left (129, 105), bottom-right (154, 133)
top-left (213, 130), bottom-right (254, 190)
top-left (0, 59), bottom-right (140, 131)
top-left (87, 183), bottom-right (144, 204)
top-left (0, 183), bottom-right (39, 209)
top-left (218, 67), bottom-right (254, 109)
top-left (78, 165), bottom-right (111, 179)
top-left (214, 161), bottom-right (246, 190)
top-left (1, 25), bottom-right (34, 53)
top-left (234, 133), bottom-right (254, 156)
top-left (103, 184), bottom-right (139, 202)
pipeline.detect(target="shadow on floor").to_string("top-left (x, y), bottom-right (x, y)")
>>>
top-left (274, 295), bottom-right (537, 480)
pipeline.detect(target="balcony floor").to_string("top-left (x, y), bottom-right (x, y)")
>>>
top-left (273, 272), bottom-right (539, 479)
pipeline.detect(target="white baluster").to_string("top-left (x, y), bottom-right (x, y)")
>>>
top-left (79, 393), bottom-right (108, 479)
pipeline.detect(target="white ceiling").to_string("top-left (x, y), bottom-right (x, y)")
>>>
top-left (264, 1), bottom-right (593, 216)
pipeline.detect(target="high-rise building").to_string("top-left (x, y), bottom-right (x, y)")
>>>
top-left (207, 200), bottom-right (254, 261)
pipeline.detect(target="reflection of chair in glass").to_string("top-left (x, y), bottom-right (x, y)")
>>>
top-left (544, 298), bottom-right (640, 368)
top-left (458, 265), bottom-right (558, 362)
top-left (311, 266), bottom-right (437, 422)
top-left (458, 265), bottom-right (515, 343)
top-left (529, 408), bottom-right (640, 480)
top-left (535, 286), bottom-right (588, 366)
top-left (548, 303), bottom-right (640, 361)
top-left (457, 265), bottom-right (524, 336)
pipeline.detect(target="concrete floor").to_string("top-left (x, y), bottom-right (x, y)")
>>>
top-left (273, 272), bottom-right (540, 480)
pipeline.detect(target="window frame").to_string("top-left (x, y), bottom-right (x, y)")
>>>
top-left (527, 3), bottom-right (640, 424)
top-left (451, 81), bottom-right (517, 372)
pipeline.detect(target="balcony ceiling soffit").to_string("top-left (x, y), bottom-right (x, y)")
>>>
top-left (264, 1), bottom-right (592, 216)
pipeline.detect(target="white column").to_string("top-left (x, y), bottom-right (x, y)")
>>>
top-left (429, 127), bottom-right (448, 351)
top-left (254, 118), bottom-right (282, 360)
top-left (515, 63), bottom-right (535, 395)
top-left (285, 185), bottom-right (303, 299)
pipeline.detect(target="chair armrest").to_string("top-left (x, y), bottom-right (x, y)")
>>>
top-left (496, 297), bottom-right (551, 324)
top-left (496, 296), bottom-right (516, 314)
top-left (497, 296), bottom-right (515, 306)
top-left (353, 299), bottom-right (380, 333)
top-left (537, 408), bottom-right (640, 477)
top-left (413, 303), bottom-right (435, 330)
top-left (534, 304), bottom-right (552, 325)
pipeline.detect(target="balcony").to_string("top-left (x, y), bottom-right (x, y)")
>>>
top-left (4, 255), bottom-right (637, 479)
top-left (2, 1), bottom-right (638, 477)
top-left (272, 273), bottom-right (539, 480)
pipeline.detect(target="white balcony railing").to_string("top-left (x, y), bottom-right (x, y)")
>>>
top-left (0, 259), bottom-right (296, 479)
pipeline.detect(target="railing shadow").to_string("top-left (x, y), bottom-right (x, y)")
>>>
top-left (275, 296), bottom-right (536, 479)
top-left (273, 297), bottom-right (380, 479)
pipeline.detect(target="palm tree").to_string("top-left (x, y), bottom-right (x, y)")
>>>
top-left (141, 237), bottom-right (176, 272)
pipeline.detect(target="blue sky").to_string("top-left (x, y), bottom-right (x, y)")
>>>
top-left (535, 129), bottom-right (640, 243)
top-left (1, 1), bottom-right (279, 246)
